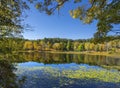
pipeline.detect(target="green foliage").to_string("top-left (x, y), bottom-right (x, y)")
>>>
top-left (78, 43), bottom-right (84, 51)
top-left (0, 38), bottom-right (25, 53)
top-left (70, 0), bottom-right (120, 37)
top-left (30, 0), bottom-right (120, 37)
top-left (1, 0), bottom-right (119, 38)
top-left (0, 0), bottom-right (29, 37)
top-left (0, 37), bottom-right (120, 53)
top-left (0, 60), bottom-right (18, 88)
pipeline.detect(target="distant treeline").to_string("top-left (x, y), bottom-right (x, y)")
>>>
top-left (0, 36), bottom-right (120, 53)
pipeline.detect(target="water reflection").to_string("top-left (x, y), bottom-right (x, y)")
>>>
top-left (16, 62), bottom-right (120, 88)
top-left (0, 52), bottom-right (120, 88)
top-left (6, 52), bottom-right (120, 70)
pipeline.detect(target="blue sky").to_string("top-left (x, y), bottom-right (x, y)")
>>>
top-left (23, 1), bottom-right (97, 40)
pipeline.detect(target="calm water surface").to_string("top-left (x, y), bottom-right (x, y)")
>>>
top-left (0, 52), bottom-right (120, 88)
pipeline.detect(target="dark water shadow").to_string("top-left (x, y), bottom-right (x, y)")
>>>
top-left (0, 59), bottom-right (26, 88)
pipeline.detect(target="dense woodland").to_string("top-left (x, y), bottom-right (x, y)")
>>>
top-left (0, 0), bottom-right (119, 54)
top-left (0, 36), bottom-right (120, 54)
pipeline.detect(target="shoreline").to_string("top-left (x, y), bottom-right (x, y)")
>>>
top-left (47, 51), bottom-right (120, 58)
top-left (18, 50), bottom-right (120, 58)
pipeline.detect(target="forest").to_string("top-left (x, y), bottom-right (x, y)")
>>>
top-left (0, 0), bottom-right (119, 55)
top-left (0, 36), bottom-right (120, 54)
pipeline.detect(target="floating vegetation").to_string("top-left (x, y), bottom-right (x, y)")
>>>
top-left (16, 64), bottom-right (120, 83)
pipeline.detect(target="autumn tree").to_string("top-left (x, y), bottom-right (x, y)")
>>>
top-left (89, 43), bottom-right (95, 51)
top-left (24, 41), bottom-right (33, 50)
top-left (52, 43), bottom-right (61, 50)
top-left (33, 41), bottom-right (38, 50)
top-left (66, 41), bottom-right (73, 51)
top-left (84, 42), bottom-right (90, 51)
top-left (39, 40), bottom-right (46, 50)
top-left (73, 42), bottom-right (79, 51)
top-left (46, 41), bottom-right (52, 50)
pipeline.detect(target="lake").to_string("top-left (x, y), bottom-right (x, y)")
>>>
top-left (0, 52), bottom-right (120, 88)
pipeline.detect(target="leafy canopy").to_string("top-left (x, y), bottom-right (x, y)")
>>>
top-left (0, 0), bottom-right (120, 38)
top-left (0, 0), bottom-right (29, 37)
top-left (33, 0), bottom-right (120, 37)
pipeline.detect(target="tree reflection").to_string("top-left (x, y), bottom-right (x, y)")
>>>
top-left (2, 52), bottom-right (120, 70)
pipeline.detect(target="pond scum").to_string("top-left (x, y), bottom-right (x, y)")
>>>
top-left (16, 65), bottom-right (120, 83)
